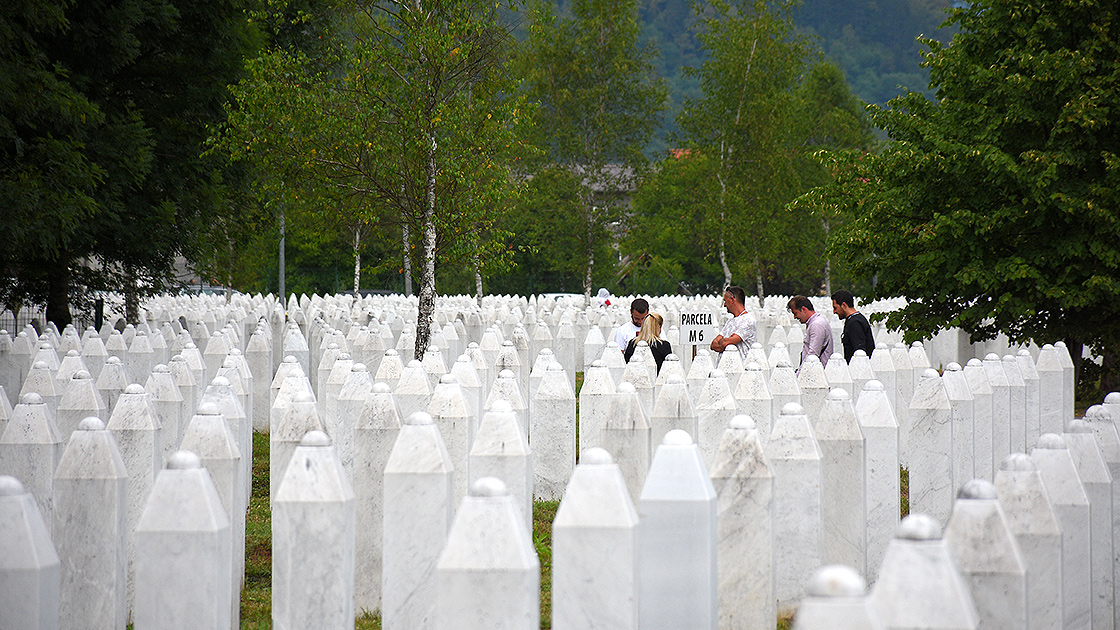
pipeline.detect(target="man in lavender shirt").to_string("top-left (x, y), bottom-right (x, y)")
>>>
top-left (787, 295), bottom-right (834, 369)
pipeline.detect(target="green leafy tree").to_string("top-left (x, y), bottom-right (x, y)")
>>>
top-left (798, 0), bottom-right (1120, 387)
top-left (677, 0), bottom-right (812, 297)
top-left (519, 0), bottom-right (667, 301)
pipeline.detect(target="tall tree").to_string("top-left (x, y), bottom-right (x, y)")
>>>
top-left (520, 0), bottom-right (667, 301)
top-left (798, 0), bottom-right (1120, 388)
top-left (677, 0), bottom-right (812, 296)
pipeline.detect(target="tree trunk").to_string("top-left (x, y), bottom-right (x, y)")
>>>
top-left (353, 227), bottom-right (362, 294)
top-left (45, 256), bottom-right (72, 330)
top-left (124, 265), bottom-right (140, 325)
top-left (278, 204), bottom-right (286, 303)
top-left (473, 248), bottom-right (483, 308)
top-left (716, 172), bottom-right (732, 290)
top-left (754, 249), bottom-right (765, 303)
top-left (822, 218), bottom-right (831, 298)
top-left (414, 135), bottom-right (438, 362)
top-left (583, 216), bottom-right (595, 301)
top-left (402, 221), bottom-right (413, 297)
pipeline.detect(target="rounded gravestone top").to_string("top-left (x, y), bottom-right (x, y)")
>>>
top-left (781, 402), bottom-right (805, 416)
top-left (729, 415), bottom-right (756, 431)
top-left (945, 362), bottom-right (962, 372)
top-left (470, 476), bottom-right (508, 497)
top-left (745, 362), bottom-right (762, 372)
top-left (170, 355), bottom-right (187, 364)
top-left (37, 341), bottom-right (53, 350)
top-left (0, 476), bottom-right (26, 497)
top-left (352, 363), bottom-right (368, 373)
top-left (211, 376), bottom-right (231, 388)
top-left (337, 353), bottom-right (351, 362)
top-left (1055, 341), bottom-right (1068, 349)
top-left (406, 411), bottom-right (435, 426)
top-left (1002, 355), bottom-right (1017, 363)
top-left (467, 342), bottom-right (479, 349)
top-left (498, 369), bottom-right (515, 380)
top-left (581, 447), bottom-right (613, 465)
top-left (663, 429), bottom-right (694, 446)
top-left (667, 375), bottom-right (685, 385)
top-left (20, 393), bottom-right (43, 405)
top-left (665, 354), bottom-right (679, 362)
top-left (635, 340), bottom-right (649, 348)
top-left (1067, 419), bottom-right (1093, 434)
top-left (826, 388), bottom-right (851, 402)
top-left (230, 348), bottom-right (242, 357)
top-left (185, 342), bottom-right (197, 350)
top-left (406, 360), bottom-right (423, 369)
top-left (898, 514), bottom-right (941, 540)
top-left (372, 382), bottom-right (391, 394)
top-left (966, 358), bottom-right (983, 367)
top-left (1086, 405), bottom-right (1110, 421)
top-left (1105, 392), bottom-right (1120, 405)
top-left (911, 341), bottom-right (925, 349)
top-left (439, 374), bottom-right (459, 385)
top-left (774, 342), bottom-right (786, 349)
top-left (153, 364), bottom-right (170, 374)
top-left (984, 353), bottom-right (1000, 362)
top-left (751, 342), bottom-right (763, 350)
top-left (32, 360), bottom-right (49, 371)
top-left (958, 479), bottom-right (997, 500)
top-left (1017, 349), bottom-right (1032, 358)
top-left (74, 370), bottom-right (91, 380)
top-left (124, 383), bottom-right (145, 395)
top-left (67, 349), bottom-right (80, 357)
top-left (605, 341), bottom-right (620, 351)
top-left (384, 349), bottom-right (399, 357)
top-left (1042, 343), bottom-right (1054, 350)
top-left (300, 430), bottom-right (331, 447)
top-left (167, 450), bottom-right (202, 470)
top-left (921, 368), bottom-right (939, 380)
top-left (803, 355), bottom-right (822, 366)
top-left (539, 348), bottom-right (555, 357)
top-left (79, 417), bottom-right (106, 431)
top-left (490, 399), bottom-right (513, 414)
top-left (327, 342), bottom-right (340, 350)
top-left (1036, 433), bottom-right (1066, 450)
top-left (198, 402), bottom-right (221, 416)
top-left (807, 565), bottom-right (866, 598)
top-left (853, 350), bottom-right (868, 358)
top-left (709, 369), bottom-right (726, 379)
top-left (1001, 453), bottom-right (1035, 472)
top-left (775, 358), bottom-right (791, 369)
top-left (106, 356), bottom-right (122, 366)
top-left (591, 360), bottom-right (605, 368)
top-left (863, 380), bottom-right (885, 392)
top-left (501, 340), bottom-right (515, 348)
top-left (617, 382), bottom-right (637, 394)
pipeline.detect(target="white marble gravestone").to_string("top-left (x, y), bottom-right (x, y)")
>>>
top-left (551, 447), bottom-right (639, 630)
top-left (470, 400), bottom-right (533, 531)
top-left (577, 360), bottom-right (615, 454)
top-left (869, 514), bottom-right (979, 630)
top-left (638, 430), bottom-right (717, 630)
top-left (869, 348), bottom-right (899, 461)
top-left (133, 451), bottom-right (232, 630)
top-left (1032, 433), bottom-right (1092, 629)
top-left (1002, 355), bottom-right (1027, 456)
top-left (765, 402), bottom-right (823, 613)
top-left (601, 383), bottom-right (652, 502)
top-left (942, 363), bottom-right (976, 484)
top-left (1035, 345), bottom-right (1064, 437)
top-left (436, 477), bottom-right (540, 630)
top-left (734, 362), bottom-right (774, 444)
top-left (993, 453), bottom-right (1064, 630)
top-left (0, 475), bottom-right (60, 630)
top-left (1063, 420), bottom-right (1114, 629)
top-left (272, 431), bottom-right (355, 630)
top-left (270, 392), bottom-right (324, 500)
top-left (1015, 350), bottom-right (1042, 450)
top-left (382, 412), bottom-right (454, 630)
top-left (710, 415), bottom-right (774, 630)
top-left (531, 363), bottom-right (576, 500)
top-left (847, 349), bottom-right (876, 401)
top-left (54, 417), bottom-right (129, 630)
top-left (943, 479), bottom-right (1027, 630)
top-left (428, 374), bottom-right (474, 502)
top-left (768, 359), bottom-right (802, 415)
top-left (983, 354), bottom-right (1012, 471)
top-left (816, 388), bottom-right (867, 576)
top-left (1084, 404), bottom-right (1120, 629)
top-left (854, 380), bottom-right (899, 583)
top-left (650, 374), bottom-right (698, 447)
top-left (696, 368), bottom-right (738, 468)
top-left (0, 393), bottom-right (63, 534)
top-left (792, 565), bottom-right (883, 630)
top-left (909, 369), bottom-right (955, 523)
top-left (964, 358), bottom-right (996, 480)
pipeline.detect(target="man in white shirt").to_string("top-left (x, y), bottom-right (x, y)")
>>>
top-left (613, 298), bottom-right (649, 350)
top-left (710, 286), bottom-right (756, 360)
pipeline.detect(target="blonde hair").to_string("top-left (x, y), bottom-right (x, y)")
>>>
top-left (636, 312), bottom-right (664, 345)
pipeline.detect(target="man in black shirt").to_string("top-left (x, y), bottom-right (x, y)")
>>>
top-left (832, 290), bottom-right (875, 363)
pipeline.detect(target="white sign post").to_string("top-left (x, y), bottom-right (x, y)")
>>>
top-left (679, 312), bottom-right (719, 347)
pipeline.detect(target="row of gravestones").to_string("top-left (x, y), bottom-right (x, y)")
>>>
top-left (5, 391), bottom-right (1120, 629)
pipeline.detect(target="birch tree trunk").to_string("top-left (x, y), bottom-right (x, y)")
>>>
top-left (716, 171), bottom-right (732, 289)
top-left (414, 134), bottom-right (438, 361)
top-left (353, 227), bottom-right (362, 294)
top-left (473, 249), bottom-right (483, 308)
top-left (754, 249), bottom-right (765, 302)
top-left (402, 221), bottom-right (413, 296)
top-left (582, 207), bottom-right (595, 301)
top-left (822, 218), bottom-right (831, 298)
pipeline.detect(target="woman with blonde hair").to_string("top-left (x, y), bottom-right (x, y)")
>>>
top-left (623, 312), bottom-right (672, 374)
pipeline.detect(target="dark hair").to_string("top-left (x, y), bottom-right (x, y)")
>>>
top-left (831, 290), bottom-right (855, 308)
top-left (787, 295), bottom-right (814, 312)
top-left (630, 298), bottom-right (649, 314)
top-left (725, 286), bottom-right (746, 305)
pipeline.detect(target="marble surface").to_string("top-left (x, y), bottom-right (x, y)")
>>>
top-left (134, 452), bottom-right (232, 630)
top-left (1084, 404), bottom-right (1120, 629)
top-left (854, 380), bottom-right (899, 583)
top-left (428, 375), bottom-right (475, 502)
top-left (1002, 356), bottom-right (1028, 455)
top-left (964, 358), bottom-right (996, 479)
top-left (1035, 345), bottom-right (1065, 437)
top-left (1032, 434), bottom-right (1092, 629)
top-left (1063, 421), bottom-right (1114, 629)
top-left (868, 348), bottom-right (899, 463)
top-left (796, 355), bottom-right (829, 424)
top-left (792, 565), bottom-right (883, 630)
top-left (530, 363), bottom-right (576, 500)
top-left (944, 480), bottom-right (1028, 629)
top-left (436, 478), bottom-right (539, 629)
top-left (869, 514), bottom-right (979, 629)
top-left (600, 384), bottom-right (652, 502)
top-left (983, 354), bottom-right (1013, 471)
top-left (1015, 350), bottom-right (1042, 454)
top-left (942, 363), bottom-right (977, 484)
top-left (395, 360), bottom-right (432, 422)
top-left (272, 431), bottom-right (355, 630)
top-left (767, 360), bottom-right (802, 418)
top-left (0, 475), bottom-right (60, 630)
top-left (909, 369), bottom-right (955, 523)
top-left (650, 374), bottom-right (698, 447)
top-left (53, 418), bottom-right (129, 630)
top-left (0, 394), bottom-right (63, 535)
top-left (470, 400), bottom-right (533, 531)
top-left (638, 431), bottom-right (718, 629)
top-left (733, 362), bottom-right (774, 444)
top-left (577, 361), bottom-right (615, 454)
top-left (764, 403), bottom-right (823, 613)
top-left (336, 363), bottom-right (374, 470)
top-left (816, 389), bottom-right (867, 576)
top-left (710, 416), bottom-right (774, 630)
top-left (551, 448), bottom-right (639, 630)
top-left (57, 371), bottom-right (106, 440)
top-left (847, 350), bottom-right (876, 403)
top-left (382, 413), bottom-right (454, 630)
top-left (696, 369), bottom-right (738, 469)
top-left (270, 392), bottom-right (324, 500)
top-left (994, 453), bottom-right (1064, 630)
top-left (144, 365), bottom-right (183, 462)
top-left (889, 343), bottom-right (915, 460)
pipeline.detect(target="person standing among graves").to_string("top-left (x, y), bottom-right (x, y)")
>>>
top-left (831, 289), bottom-right (875, 363)
top-left (624, 312), bottom-right (672, 374)
top-left (710, 286), bottom-right (756, 360)
top-left (788, 295), bottom-right (834, 369)
top-left (613, 298), bottom-right (649, 350)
